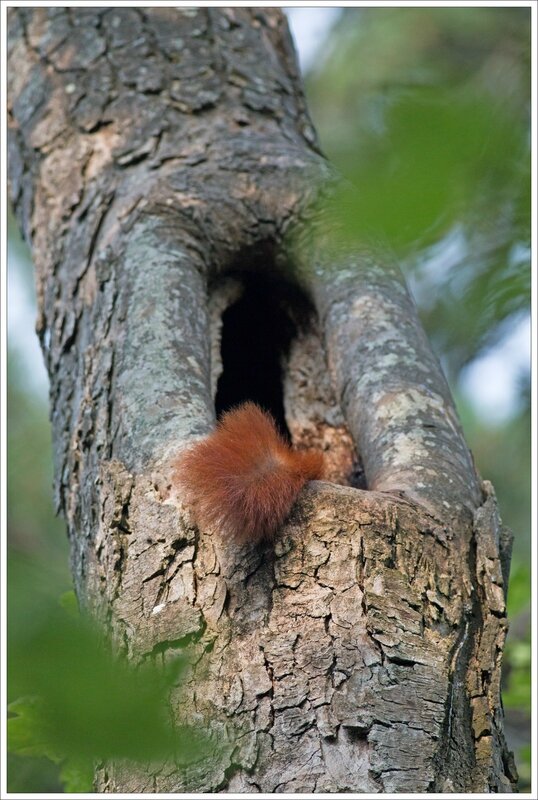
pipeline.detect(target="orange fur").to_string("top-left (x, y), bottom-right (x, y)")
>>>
top-left (173, 402), bottom-right (324, 544)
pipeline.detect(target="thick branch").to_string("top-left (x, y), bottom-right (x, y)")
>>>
top-left (114, 218), bottom-right (214, 471)
top-left (288, 207), bottom-right (483, 525)
top-left (316, 253), bottom-right (482, 522)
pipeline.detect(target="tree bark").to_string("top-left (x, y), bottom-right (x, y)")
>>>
top-left (8, 7), bottom-right (517, 793)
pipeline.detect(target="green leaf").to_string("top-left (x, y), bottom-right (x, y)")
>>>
top-left (59, 758), bottom-right (94, 793)
top-left (503, 637), bottom-right (531, 709)
top-left (7, 696), bottom-right (61, 763)
top-left (9, 603), bottom-right (208, 764)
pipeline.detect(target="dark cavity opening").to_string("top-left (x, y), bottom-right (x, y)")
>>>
top-left (215, 274), bottom-right (309, 440)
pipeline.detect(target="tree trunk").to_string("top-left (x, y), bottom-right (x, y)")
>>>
top-left (8, 7), bottom-right (517, 793)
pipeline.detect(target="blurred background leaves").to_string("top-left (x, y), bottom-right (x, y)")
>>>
top-left (8, 594), bottom-right (197, 761)
top-left (305, 6), bottom-right (530, 378)
top-left (8, 5), bottom-right (531, 792)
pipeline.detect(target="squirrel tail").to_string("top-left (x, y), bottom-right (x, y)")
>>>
top-left (173, 402), bottom-right (323, 543)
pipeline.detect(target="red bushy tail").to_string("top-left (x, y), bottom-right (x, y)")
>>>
top-left (173, 402), bottom-right (324, 544)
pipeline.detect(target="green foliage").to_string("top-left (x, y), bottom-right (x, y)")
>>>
top-left (503, 560), bottom-right (531, 716)
top-left (517, 745), bottom-right (532, 790)
top-left (7, 696), bottom-right (93, 792)
top-left (7, 349), bottom-right (67, 567)
top-left (8, 696), bottom-right (61, 762)
top-left (59, 758), bottom-right (96, 794)
top-left (307, 6), bottom-right (530, 377)
top-left (503, 639), bottom-right (531, 710)
top-left (8, 696), bottom-right (93, 792)
top-left (332, 86), bottom-right (528, 254)
top-left (8, 581), bottom-right (207, 791)
top-left (506, 561), bottom-right (532, 618)
top-left (9, 604), bottom-right (192, 761)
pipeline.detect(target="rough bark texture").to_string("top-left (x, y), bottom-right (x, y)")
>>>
top-left (8, 7), bottom-right (516, 793)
